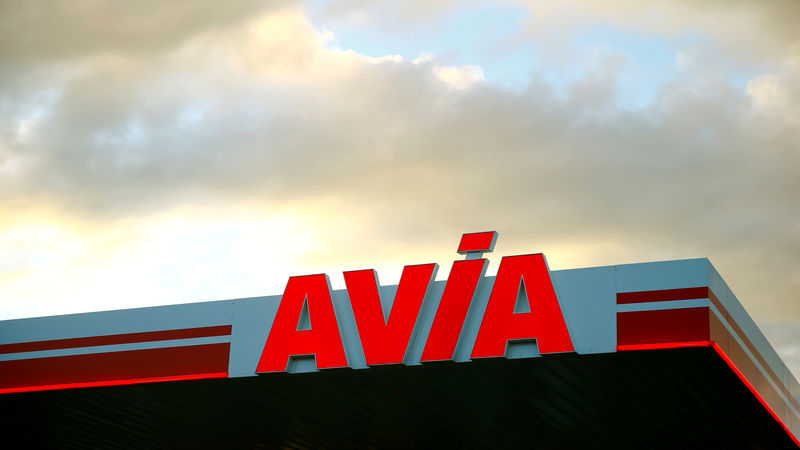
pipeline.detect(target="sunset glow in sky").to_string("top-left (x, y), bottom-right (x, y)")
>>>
top-left (1, 1), bottom-right (799, 373)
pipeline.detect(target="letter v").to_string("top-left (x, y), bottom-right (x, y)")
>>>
top-left (345, 264), bottom-right (437, 365)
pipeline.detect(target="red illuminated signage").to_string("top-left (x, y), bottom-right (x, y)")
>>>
top-left (421, 257), bottom-right (487, 361)
top-left (471, 254), bottom-right (573, 357)
top-left (345, 264), bottom-right (437, 365)
top-left (256, 274), bottom-right (348, 372)
top-left (257, 232), bottom-right (573, 373)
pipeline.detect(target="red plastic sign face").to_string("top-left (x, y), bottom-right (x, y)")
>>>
top-left (256, 274), bottom-right (348, 372)
top-left (471, 254), bottom-right (574, 357)
top-left (457, 231), bottom-right (497, 254)
top-left (345, 264), bottom-right (436, 365)
top-left (256, 232), bottom-right (574, 373)
top-left (421, 258), bottom-right (487, 361)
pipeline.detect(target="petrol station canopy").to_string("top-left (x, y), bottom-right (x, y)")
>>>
top-left (1, 232), bottom-right (798, 448)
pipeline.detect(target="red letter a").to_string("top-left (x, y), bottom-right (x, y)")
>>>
top-left (471, 254), bottom-right (573, 358)
top-left (256, 274), bottom-right (348, 372)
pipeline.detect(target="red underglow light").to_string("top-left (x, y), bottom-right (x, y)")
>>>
top-left (616, 341), bottom-right (713, 351)
top-left (0, 372), bottom-right (228, 395)
top-left (710, 343), bottom-right (800, 448)
top-left (619, 340), bottom-right (799, 446)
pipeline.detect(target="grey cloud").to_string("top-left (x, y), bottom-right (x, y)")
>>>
top-left (1, 4), bottom-right (798, 327)
top-left (0, 0), bottom-right (296, 61)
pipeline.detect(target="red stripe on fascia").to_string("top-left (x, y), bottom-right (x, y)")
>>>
top-left (0, 372), bottom-right (228, 395)
top-left (712, 342), bottom-right (800, 448)
top-left (616, 340), bottom-right (800, 446)
top-left (617, 287), bottom-right (709, 304)
top-left (0, 342), bottom-right (230, 393)
top-left (709, 307), bottom-right (800, 419)
top-left (708, 290), bottom-right (800, 412)
top-left (617, 307), bottom-right (710, 346)
top-left (0, 325), bottom-right (232, 355)
top-left (617, 341), bottom-right (713, 351)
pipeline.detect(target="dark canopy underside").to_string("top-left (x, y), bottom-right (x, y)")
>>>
top-left (1, 347), bottom-right (795, 449)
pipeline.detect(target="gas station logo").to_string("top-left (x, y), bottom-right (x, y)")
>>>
top-left (257, 232), bottom-right (574, 373)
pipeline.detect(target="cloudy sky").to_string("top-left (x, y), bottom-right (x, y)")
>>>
top-left (1, 1), bottom-right (798, 372)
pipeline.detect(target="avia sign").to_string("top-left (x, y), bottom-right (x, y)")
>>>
top-left (256, 231), bottom-right (574, 373)
top-left (2, 231), bottom-right (798, 445)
